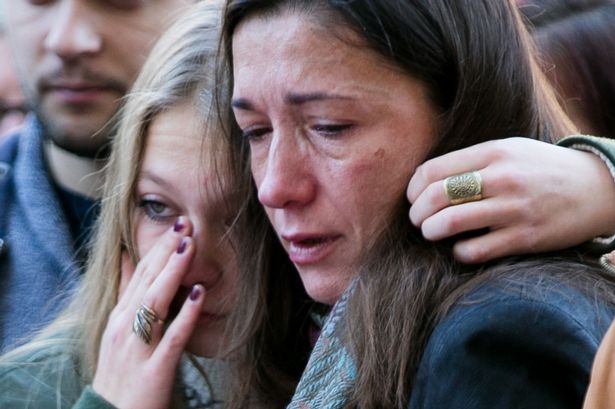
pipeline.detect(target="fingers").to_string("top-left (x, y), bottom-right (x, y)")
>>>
top-left (410, 166), bottom-right (502, 229)
top-left (154, 284), bottom-right (205, 366)
top-left (408, 151), bottom-right (496, 227)
top-left (127, 237), bottom-right (195, 347)
top-left (409, 178), bottom-right (449, 227)
top-left (117, 218), bottom-right (192, 312)
top-left (93, 220), bottom-right (201, 409)
top-left (407, 140), bottom-right (500, 203)
top-left (407, 137), bottom-right (615, 264)
top-left (452, 227), bottom-right (535, 264)
top-left (141, 237), bottom-right (195, 324)
top-left (128, 231), bottom-right (196, 348)
top-left (113, 217), bottom-right (197, 350)
top-left (420, 201), bottom-right (489, 241)
top-left (134, 219), bottom-right (192, 287)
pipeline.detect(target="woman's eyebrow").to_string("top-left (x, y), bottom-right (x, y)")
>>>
top-left (284, 92), bottom-right (353, 105)
top-left (231, 92), bottom-right (354, 111)
top-left (137, 170), bottom-right (173, 191)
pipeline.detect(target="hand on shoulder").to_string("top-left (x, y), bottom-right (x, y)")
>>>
top-left (408, 137), bottom-right (615, 263)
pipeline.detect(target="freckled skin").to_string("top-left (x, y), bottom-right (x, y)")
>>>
top-left (232, 12), bottom-right (438, 304)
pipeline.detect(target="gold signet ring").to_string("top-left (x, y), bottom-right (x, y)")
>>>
top-left (443, 171), bottom-right (483, 205)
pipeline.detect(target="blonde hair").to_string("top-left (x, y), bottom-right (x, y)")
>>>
top-left (1, 0), bottom-right (225, 402)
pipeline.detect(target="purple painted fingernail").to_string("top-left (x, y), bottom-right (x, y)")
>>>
top-left (177, 238), bottom-right (188, 254)
top-left (190, 285), bottom-right (201, 301)
top-left (174, 218), bottom-right (185, 232)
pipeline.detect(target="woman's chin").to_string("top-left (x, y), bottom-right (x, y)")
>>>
top-left (299, 267), bottom-right (353, 306)
top-left (185, 324), bottom-right (227, 358)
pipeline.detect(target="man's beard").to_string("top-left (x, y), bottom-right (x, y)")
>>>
top-left (34, 102), bottom-right (117, 158)
top-left (30, 63), bottom-right (127, 158)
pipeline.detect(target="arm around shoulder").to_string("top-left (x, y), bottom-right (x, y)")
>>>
top-left (558, 135), bottom-right (615, 253)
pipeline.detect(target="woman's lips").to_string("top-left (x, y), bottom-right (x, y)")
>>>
top-left (282, 234), bottom-right (341, 265)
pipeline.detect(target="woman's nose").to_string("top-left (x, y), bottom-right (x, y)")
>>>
top-left (179, 225), bottom-right (225, 290)
top-left (254, 133), bottom-right (316, 210)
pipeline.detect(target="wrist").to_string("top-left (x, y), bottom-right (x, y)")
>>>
top-left (558, 135), bottom-right (615, 251)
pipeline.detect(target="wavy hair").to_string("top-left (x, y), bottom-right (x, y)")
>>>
top-left (0, 2), bottom-right (225, 408)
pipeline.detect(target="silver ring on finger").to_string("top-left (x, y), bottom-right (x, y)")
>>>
top-left (132, 303), bottom-right (165, 345)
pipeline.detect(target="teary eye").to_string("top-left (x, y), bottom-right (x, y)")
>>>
top-left (137, 198), bottom-right (176, 222)
top-left (312, 123), bottom-right (353, 138)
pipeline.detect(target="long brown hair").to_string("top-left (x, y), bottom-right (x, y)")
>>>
top-left (219, 0), bottom-right (615, 408)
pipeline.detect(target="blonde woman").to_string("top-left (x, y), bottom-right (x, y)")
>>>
top-left (0, 1), bottom-right (236, 408)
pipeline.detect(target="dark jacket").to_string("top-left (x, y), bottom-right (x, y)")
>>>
top-left (409, 275), bottom-right (614, 409)
top-left (288, 262), bottom-right (615, 409)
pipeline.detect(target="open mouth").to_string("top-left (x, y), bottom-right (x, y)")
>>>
top-left (296, 237), bottom-right (334, 246)
top-left (285, 234), bottom-right (341, 265)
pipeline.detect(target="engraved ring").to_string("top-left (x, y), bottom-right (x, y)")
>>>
top-left (132, 303), bottom-right (164, 345)
top-left (443, 171), bottom-right (483, 205)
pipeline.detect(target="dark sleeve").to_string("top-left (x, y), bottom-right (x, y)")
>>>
top-left (408, 296), bottom-right (608, 409)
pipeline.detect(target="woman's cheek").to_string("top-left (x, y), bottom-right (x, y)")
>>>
top-left (134, 220), bottom-right (168, 259)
